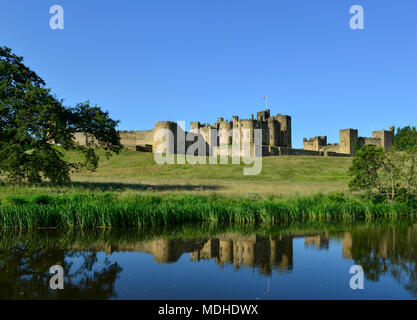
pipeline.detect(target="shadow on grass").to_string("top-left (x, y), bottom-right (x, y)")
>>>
top-left (62, 181), bottom-right (223, 192)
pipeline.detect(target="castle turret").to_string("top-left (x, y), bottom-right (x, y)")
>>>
top-left (268, 118), bottom-right (279, 146)
top-left (240, 119), bottom-right (255, 144)
top-left (219, 120), bottom-right (233, 145)
top-left (153, 121), bottom-right (177, 154)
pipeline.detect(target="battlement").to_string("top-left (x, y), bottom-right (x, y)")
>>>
top-left (155, 120), bottom-right (177, 127)
top-left (117, 130), bottom-right (153, 134)
top-left (303, 136), bottom-right (328, 151)
top-left (303, 126), bottom-right (394, 156)
top-left (73, 108), bottom-right (398, 158)
top-left (257, 109), bottom-right (270, 121)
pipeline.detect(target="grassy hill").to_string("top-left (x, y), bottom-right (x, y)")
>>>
top-left (1, 149), bottom-right (353, 200)
top-left (4, 150), bottom-right (417, 228)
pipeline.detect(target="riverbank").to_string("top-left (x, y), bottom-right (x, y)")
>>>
top-left (0, 192), bottom-right (416, 228)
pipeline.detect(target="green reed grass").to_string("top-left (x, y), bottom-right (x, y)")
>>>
top-left (0, 192), bottom-right (416, 228)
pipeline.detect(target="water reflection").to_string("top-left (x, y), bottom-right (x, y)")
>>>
top-left (189, 236), bottom-right (293, 274)
top-left (344, 225), bottom-right (417, 297)
top-left (0, 248), bottom-right (122, 299)
top-left (0, 222), bottom-right (416, 299)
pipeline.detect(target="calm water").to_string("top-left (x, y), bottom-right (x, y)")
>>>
top-left (1, 222), bottom-right (417, 300)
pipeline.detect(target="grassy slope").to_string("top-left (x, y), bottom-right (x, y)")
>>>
top-left (2, 150), bottom-right (417, 228)
top-left (0, 149), bottom-right (352, 199)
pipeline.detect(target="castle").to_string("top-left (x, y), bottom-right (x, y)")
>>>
top-left (303, 127), bottom-right (395, 156)
top-left (73, 108), bottom-right (394, 156)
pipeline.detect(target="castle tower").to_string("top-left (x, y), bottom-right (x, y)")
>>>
top-left (153, 121), bottom-right (177, 154)
top-left (240, 119), bottom-right (255, 144)
top-left (340, 129), bottom-right (358, 156)
top-left (190, 121), bottom-right (201, 134)
top-left (268, 118), bottom-right (280, 146)
top-left (232, 116), bottom-right (240, 145)
top-left (274, 114), bottom-right (292, 148)
top-left (372, 127), bottom-right (395, 151)
top-left (219, 121), bottom-right (233, 145)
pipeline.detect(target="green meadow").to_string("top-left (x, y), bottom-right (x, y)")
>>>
top-left (1, 148), bottom-right (352, 199)
top-left (1, 149), bottom-right (416, 228)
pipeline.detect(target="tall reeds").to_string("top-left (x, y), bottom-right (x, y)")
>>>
top-left (0, 193), bottom-right (415, 228)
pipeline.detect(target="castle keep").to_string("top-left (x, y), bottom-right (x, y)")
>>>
top-left (74, 108), bottom-right (394, 157)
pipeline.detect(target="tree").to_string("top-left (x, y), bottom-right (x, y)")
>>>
top-left (0, 46), bottom-right (122, 183)
top-left (394, 126), bottom-right (417, 151)
top-left (349, 144), bottom-right (417, 202)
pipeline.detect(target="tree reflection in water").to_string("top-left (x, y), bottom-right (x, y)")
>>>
top-left (345, 224), bottom-right (417, 297)
top-left (0, 222), bottom-right (417, 299)
top-left (0, 247), bottom-right (122, 299)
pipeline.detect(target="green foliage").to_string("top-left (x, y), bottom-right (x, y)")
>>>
top-left (0, 46), bottom-right (122, 183)
top-left (7, 196), bottom-right (29, 205)
top-left (394, 126), bottom-right (417, 151)
top-left (349, 145), bottom-right (385, 191)
top-left (31, 194), bottom-right (52, 205)
top-left (0, 192), bottom-right (415, 228)
top-left (349, 144), bottom-right (417, 203)
top-left (326, 191), bottom-right (346, 203)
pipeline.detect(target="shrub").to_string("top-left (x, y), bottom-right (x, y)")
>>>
top-left (326, 191), bottom-right (346, 203)
top-left (7, 196), bottom-right (29, 205)
top-left (31, 195), bottom-right (52, 205)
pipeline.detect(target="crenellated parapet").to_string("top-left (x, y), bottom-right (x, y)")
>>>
top-left (303, 136), bottom-right (327, 152)
top-left (303, 126), bottom-right (394, 156)
top-left (73, 108), bottom-right (297, 156)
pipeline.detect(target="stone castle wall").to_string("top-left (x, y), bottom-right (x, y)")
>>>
top-left (303, 126), bottom-right (395, 156)
top-left (72, 108), bottom-right (395, 158)
top-left (118, 130), bottom-right (154, 150)
top-left (303, 136), bottom-right (327, 151)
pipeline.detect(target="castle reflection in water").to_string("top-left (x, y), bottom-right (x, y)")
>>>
top-left (98, 233), bottom-right (337, 275)
top-left (79, 225), bottom-right (417, 277)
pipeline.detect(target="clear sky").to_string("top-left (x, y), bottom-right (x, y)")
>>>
top-left (1, 0), bottom-right (416, 148)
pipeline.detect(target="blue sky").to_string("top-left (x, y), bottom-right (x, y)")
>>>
top-left (1, 0), bottom-right (416, 148)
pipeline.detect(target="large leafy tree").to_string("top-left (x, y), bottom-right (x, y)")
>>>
top-left (394, 126), bottom-right (417, 151)
top-left (0, 46), bottom-right (122, 183)
top-left (349, 144), bottom-right (417, 202)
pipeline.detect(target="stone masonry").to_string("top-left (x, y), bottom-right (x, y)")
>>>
top-left (74, 108), bottom-right (395, 157)
top-left (303, 126), bottom-right (395, 156)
